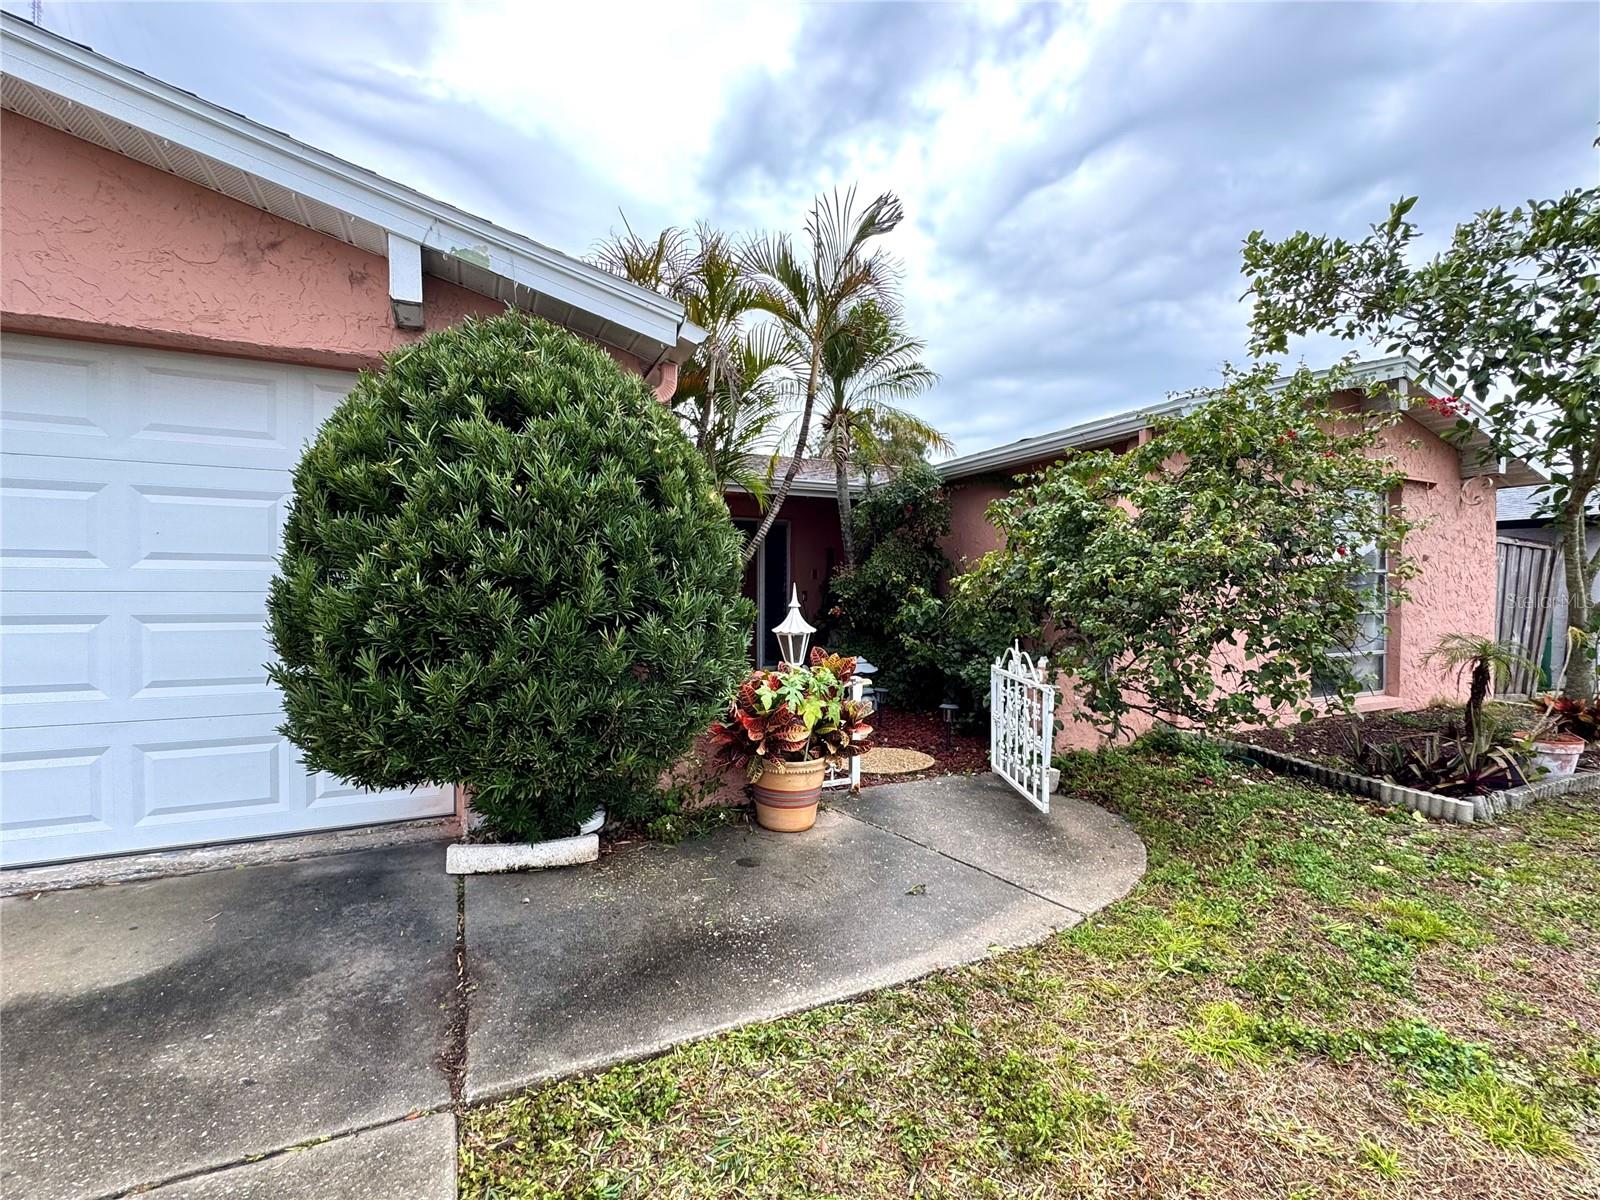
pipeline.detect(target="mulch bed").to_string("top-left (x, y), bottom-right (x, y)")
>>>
top-left (860, 706), bottom-right (988, 787)
top-left (1233, 703), bottom-right (1600, 775)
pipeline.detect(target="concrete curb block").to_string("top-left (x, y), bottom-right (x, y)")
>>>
top-left (1194, 734), bottom-right (1599, 825)
top-left (446, 834), bottom-right (599, 874)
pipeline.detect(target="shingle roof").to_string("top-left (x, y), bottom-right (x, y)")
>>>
top-left (1498, 485), bottom-right (1595, 526)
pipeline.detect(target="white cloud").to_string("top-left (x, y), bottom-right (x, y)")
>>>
top-left (410, 0), bottom-right (803, 213)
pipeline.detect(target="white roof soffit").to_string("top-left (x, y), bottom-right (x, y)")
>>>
top-left (0, 14), bottom-right (703, 363)
top-left (937, 354), bottom-right (1540, 487)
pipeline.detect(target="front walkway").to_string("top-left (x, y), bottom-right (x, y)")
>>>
top-left (0, 774), bottom-right (1145, 1200)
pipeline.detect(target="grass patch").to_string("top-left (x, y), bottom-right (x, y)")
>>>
top-left (461, 743), bottom-right (1599, 1198)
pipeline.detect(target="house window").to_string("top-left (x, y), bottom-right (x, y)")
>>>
top-left (1316, 501), bottom-right (1390, 697)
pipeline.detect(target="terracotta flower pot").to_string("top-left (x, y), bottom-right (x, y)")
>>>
top-left (1517, 731), bottom-right (1586, 779)
top-left (752, 757), bottom-right (828, 832)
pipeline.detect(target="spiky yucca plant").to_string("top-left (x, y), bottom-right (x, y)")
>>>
top-left (267, 314), bottom-right (754, 842)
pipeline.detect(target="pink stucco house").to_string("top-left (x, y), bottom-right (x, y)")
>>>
top-left (0, 15), bottom-right (1530, 871)
top-left (935, 362), bottom-right (1539, 749)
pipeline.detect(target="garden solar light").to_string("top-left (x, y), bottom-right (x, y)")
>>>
top-left (774, 585), bottom-right (816, 666)
top-left (940, 701), bottom-right (959, 749)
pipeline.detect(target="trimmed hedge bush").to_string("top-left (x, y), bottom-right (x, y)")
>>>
top-left (267, 313), bottom-right (753, 842)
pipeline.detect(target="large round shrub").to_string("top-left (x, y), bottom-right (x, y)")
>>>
top-left (267, 313), bottom-right (753, 842)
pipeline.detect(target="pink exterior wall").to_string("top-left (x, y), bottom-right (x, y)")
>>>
top-left (943, 409), bottom-right (1500, 750)
top-left (0, 112), bottom-right (665, 390)
top-left (943, 480), bottom-right (1014, 572)
top-left (724, 492), bottom-right (843, 625)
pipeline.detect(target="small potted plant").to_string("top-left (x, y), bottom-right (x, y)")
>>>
top-left (709, 648), bottom-right (875, 832)
top-left (1515, 710), bottom-right (1586, 778)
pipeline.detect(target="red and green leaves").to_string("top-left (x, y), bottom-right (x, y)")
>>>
top-left (709, 655), bottom-right (876, 777)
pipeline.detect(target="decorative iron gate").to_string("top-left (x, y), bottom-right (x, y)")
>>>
top-left (990, 644), bottom-right (1056, 813)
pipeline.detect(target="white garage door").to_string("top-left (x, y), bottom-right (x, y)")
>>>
top-left (0, 335), bottom-right (453, 867)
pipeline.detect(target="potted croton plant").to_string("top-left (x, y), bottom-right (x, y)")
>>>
top-left (709, 648), bottom-right (875, 832)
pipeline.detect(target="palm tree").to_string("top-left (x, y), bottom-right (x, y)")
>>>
top-left (590, 215), bottom-right (690, 296)
top-left (592, 220), bottom-right (760, 461)
top-left (738, 188), bottom-right (906, 566)
top-left (1422, 633), bottom-right (1540, 745)
top-left (816, 299), bottom-right (944, 564)
top-left (696, 324), bottom-right (793, 501)
top-left (680, 226), bottom-right (762, 456)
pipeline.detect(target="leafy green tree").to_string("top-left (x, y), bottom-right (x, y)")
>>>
top-left (738, 188), bottom-right (906, 566)
top-left (1242, 185), bottom-right (1600, 695)
top-left (816, 299), bottom-right (945, 564)
top-left (960, 364), bottom-right (1416, 738)
top-left (266, 314), bottom-right (753, 842)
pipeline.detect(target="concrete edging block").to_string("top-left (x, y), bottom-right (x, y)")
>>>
top-left (1190, 730), bottom-right (1598, 825)
top-left (446, 834), bottom-right (599, 874)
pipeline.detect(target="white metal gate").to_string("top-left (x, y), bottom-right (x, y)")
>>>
top-left (990, 644), bottom-right (1056, 813)
top-left (823, 675), bottom-right (867, 792)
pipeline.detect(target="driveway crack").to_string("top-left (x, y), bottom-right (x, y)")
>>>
top-left (438, 874), bottom-right (471, 1108)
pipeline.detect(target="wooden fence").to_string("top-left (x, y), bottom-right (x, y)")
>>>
top-left (1495, 536), bottom-right (1558, 694)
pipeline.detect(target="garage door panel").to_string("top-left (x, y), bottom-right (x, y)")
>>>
top-left (1, 454), bottom-right (289, 592)
top-left (1, 335), bottom-right (351, 469)
top-left (1, 718), bottom-right (453, 867)
top-left (3, 593), bottom-right (286, 728)
top-left (0, 740), bottom-right (116, 843)
top-left (0, 340), bottom-right (124, 445)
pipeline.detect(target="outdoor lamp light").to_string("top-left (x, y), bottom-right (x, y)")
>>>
top-left (773, 585), bottom-right (816, 666)
top-left (940, 701), bottom-right (959, 749)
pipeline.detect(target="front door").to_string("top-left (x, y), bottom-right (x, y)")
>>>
top-left (733, 519), bottom-right (789, 666)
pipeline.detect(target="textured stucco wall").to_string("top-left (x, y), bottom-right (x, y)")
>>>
top-left (943, 479), bottom-right (1014, 571)
top-left (0, 112), bottom-right (658, 385)
top-left (1375, 413), bottom-right (1499, 713)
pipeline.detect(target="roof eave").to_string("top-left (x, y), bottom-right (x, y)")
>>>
top-left (0, 13), bottom-right (699, 362)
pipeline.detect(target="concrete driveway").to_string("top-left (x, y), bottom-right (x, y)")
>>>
top-left (0, 774), bottom-right (1145, 1199)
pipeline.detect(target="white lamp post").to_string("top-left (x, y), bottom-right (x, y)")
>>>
top-left (773, 585), bottom-right (816, 666)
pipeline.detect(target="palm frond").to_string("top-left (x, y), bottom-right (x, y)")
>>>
top-left (590, 215), bottom-right (691, 297)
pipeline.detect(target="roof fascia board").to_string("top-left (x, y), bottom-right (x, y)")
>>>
top-left (1, 15), bottom-right (694, 351)
top-left (936, 396), bottom-right (1188, 480)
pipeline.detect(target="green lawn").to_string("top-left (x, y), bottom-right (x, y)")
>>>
top-left (461, 739), bottom-right (1599, 1199)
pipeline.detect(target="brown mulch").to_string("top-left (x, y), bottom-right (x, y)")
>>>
top-left (1235, 704), bottom-right (1600, 775)
top-left (860, 707), bottom-right (987, 787)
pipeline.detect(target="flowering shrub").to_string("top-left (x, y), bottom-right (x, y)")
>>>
top-left (709, 648), bottom-right (875, 781)
top-left (1422, 394), bottom-right (1468, 419)
top-left (961, 362), bottom-right (1415, 736)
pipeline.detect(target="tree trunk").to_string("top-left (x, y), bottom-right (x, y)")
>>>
top-left (1465, 656), bottom-right (1489, 745)
top-left (833, 423), bottom-right (855, 567)
top-left (1561, 497), bottom-right (1596, 697)
top-left (695, 344), bottom-right (718, 454)
top-left (743, 346), bottom-right (820, 566)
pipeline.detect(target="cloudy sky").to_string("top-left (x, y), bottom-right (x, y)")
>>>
top-left (14, 1), bottom-right (1597, 456)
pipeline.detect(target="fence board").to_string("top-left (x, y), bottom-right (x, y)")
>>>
top-left (1495, 537), bottom-right (1558, 694)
